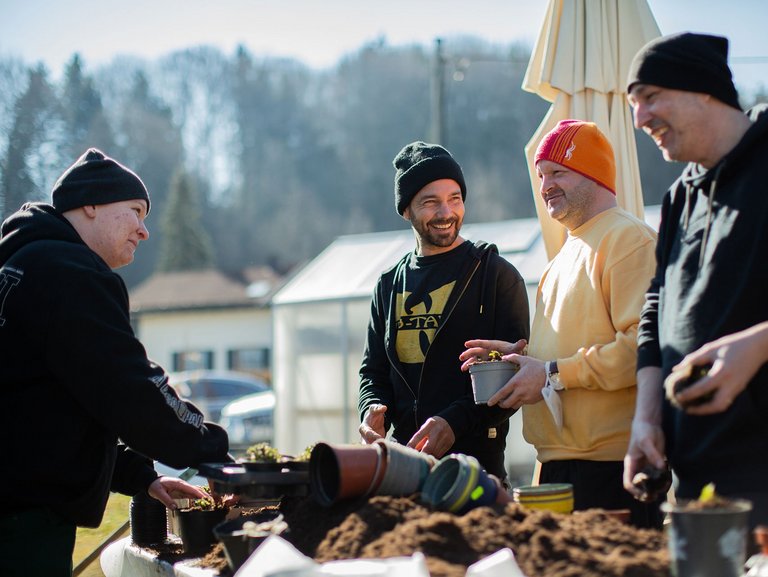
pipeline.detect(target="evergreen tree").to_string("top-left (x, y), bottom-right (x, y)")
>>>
top-left (157, 168), bottom-right (214, 272)
top-left (0, 65), bottom-right (65, 219)
top-left (0, 55), bottom-right (29, 192)
top-left (116, 70), bottom-right (184, 286)
top-left (60, 54), bottom-right (115, 157)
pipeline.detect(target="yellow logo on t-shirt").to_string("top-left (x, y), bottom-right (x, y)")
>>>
top-left (395, 281), bottom-right (455, 363)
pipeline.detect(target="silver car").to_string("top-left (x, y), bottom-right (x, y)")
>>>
top-left (219, 391), bottom-right (276, 453)
top-left (168, 369), bottom-right (272, 425)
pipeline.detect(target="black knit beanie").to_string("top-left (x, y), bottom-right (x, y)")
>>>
top-left (393, 141), bottom-right (466, 215)
top-left (627, 32), bottom-right (741, 110)
top-left (51, 148), bottom-right (151, 214)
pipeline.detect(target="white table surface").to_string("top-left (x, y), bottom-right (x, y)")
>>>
top-left (100, 537), bottom-right (218, 577)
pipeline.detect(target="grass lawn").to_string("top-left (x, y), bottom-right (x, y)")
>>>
top-left (73, 493), bottom-right (132, 577)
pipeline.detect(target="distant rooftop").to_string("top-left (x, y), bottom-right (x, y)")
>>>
top-left (130, 266), bottom-right (283, 313)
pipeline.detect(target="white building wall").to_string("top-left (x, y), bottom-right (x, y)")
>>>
top-left (135, 308), bottom-right (272, 371)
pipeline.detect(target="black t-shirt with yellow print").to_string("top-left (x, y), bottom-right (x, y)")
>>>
top-left (359, 238), bottom-right (530, 478)
top-left (396, 242), bottom-right (472, 388)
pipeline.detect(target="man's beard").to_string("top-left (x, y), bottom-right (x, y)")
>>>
top-left (411, 217), bottom-right (461, 250)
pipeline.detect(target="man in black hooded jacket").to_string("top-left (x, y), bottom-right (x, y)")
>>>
top-left (358, 141), bottom-right (530, 480)
top-left (623, 32), bottom-right (768, 538)
top-left (0, 149), bottom-right (231, 576)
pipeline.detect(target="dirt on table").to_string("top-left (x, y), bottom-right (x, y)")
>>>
top-left (158, 494), bottom-right (670, 576)
top-left (278, 495), bottom-right (670, 577)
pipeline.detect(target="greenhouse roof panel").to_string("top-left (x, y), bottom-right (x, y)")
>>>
top-left (272, 219), bottom-right (541, 305)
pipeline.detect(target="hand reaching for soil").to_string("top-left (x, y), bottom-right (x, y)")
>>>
top-left (148, 476), bottom-right (209, 509)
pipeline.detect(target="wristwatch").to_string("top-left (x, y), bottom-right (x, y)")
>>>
top-left (546, 360), bottom-right (565, 391)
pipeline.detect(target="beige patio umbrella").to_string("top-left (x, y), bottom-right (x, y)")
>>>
top-left (523, 0), bottom-right (661, 259)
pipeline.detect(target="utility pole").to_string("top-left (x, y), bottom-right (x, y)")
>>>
top-left (430, 38), bottom-right (445, 145)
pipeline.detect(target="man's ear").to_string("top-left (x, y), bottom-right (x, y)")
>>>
top-left (401, 207), bottom-right (410, 221)
top-left (82, 205), bottom-right (98, 218)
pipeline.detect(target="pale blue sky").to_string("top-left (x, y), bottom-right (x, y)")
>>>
top-left (1, 0), bottom-right (766, 95)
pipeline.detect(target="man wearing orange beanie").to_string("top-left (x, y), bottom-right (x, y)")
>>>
top-left (462, 120), bottom-right (662, 527)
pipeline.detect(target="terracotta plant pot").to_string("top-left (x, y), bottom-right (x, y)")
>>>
top-left (469, 361), bottom-right (518, 404)
top-left (172, 507), bottom-right (229, 556)
top-left (662, 498), bottom-right (752, 577)
top-left (600, 509), bottom-right (631, 524)
top-left (309, 442), bottom-right (383, 506)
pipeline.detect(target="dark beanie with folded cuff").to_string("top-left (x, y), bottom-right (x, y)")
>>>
top-left (51, 148), bottom-right (151, 214)
top-left (393, 141), bottom-right (466, 215)
top-left (627, 32), bottom-right (741, 111)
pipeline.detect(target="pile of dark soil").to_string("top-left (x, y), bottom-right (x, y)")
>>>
top-left (155, 495), bottom-right (670, 576)
top-left (279, 495), bottom-right (670, 577)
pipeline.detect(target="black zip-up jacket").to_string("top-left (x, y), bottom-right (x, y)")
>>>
top-left (0, 203), bottom-right (230, 527)
top-left (358, 240), bottom-right (530, 477)
top-left (636, 104), bottom-right (768, 497)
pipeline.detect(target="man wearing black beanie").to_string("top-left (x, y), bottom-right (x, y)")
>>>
top-left (0, 149), bottom-right (231, 576)
top-left (358, 140), bottom-right (530, 484)
top-left (624, 32), bottom-right (768, 548)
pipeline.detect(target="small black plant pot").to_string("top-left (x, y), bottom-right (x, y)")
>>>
top-left (129, 491), bottom-right (167, 547)
top-left (213, 510), bottom-right (285, 571)
top-left (173, 508), bottom-right (229, 556)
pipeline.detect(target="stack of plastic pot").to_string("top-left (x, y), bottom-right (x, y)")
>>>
top-left (309, 439), bottom-right (436, 506)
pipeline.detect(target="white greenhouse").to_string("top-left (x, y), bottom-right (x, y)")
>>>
top-left (271, 217), bottom-right (547, 481)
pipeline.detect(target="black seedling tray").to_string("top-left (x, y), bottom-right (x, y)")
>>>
top-left (197, 462), bottom-right (310, 498)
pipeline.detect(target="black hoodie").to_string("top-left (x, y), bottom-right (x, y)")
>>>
top-left (0, 203), bottom-right (229, 527)
top-left (636, 104), bottom-right (768, 498)
top-left (358, 240), bottom-right (530, 477)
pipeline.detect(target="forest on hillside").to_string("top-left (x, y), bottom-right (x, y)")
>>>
top-left (0, 37), bottom-right (710, 287)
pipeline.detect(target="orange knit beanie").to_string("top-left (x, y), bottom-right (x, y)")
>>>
top-left (534, 120), bottom-right (616, 194)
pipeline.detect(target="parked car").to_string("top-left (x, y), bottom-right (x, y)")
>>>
top-left (219, 391), bottom-right (276, 453)
top-left (168, 369), bottom-right (272, 424)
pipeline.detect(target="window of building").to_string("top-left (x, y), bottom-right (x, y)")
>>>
top-left (173, 350), bottom-right (214, 371)
top-left (228, 347), bottom-right (270, 372)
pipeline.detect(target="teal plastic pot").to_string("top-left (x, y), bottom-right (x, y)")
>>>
top-left (421, 454), bottom-right (498, 514)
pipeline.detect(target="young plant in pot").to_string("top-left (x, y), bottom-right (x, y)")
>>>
top-left (288, 443), bottom-right (314, 471)
top-left (241, 442), bottom-right (283, 471)
top-left (172, 487), bottom-right (231, 556)
top-left (468, 350), bottom-right (519, 404)
top-left (663, 483), bottom-right (753, 577)
top-left (242, 442), bottom-right (312, 472)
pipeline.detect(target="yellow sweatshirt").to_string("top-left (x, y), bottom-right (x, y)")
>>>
top-left (525, 207), bottom-right (657, 462)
